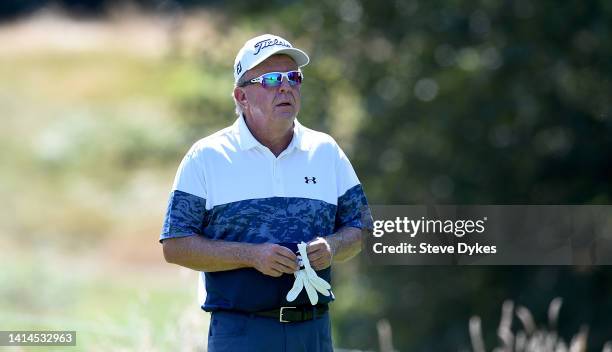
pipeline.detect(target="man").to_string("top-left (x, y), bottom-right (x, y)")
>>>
top-left (160, 34), bottom-right (369, 352)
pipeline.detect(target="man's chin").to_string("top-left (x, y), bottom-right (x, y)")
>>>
top-left (273, 110), bottom-right (298, 120)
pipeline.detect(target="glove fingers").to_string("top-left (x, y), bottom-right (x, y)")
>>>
top-left (286, 271), bottom-right (304, 302)
top-left (311, 277), bottom-right (332, 294)
top-left (303, 275), bottom-right (318, 305)
top-left (311, 282), bottom-right (331, 296)
top-left (305, 267), bottom-right (332, 290)
top-left (314, 276), bottom-right (331, 290)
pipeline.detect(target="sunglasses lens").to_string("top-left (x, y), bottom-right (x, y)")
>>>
top-left (262, 73), bottom-right (283, 88)
top-left (258, 71), bottom-right (302, 88)
top-left (287, 71), bottom-right (302, 86)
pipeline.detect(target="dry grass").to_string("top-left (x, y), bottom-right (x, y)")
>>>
top-left (470, 298), bottom-right (612, 352)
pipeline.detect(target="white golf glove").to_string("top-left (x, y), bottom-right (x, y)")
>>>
top-left (286, 242), bottom-right (332, 305)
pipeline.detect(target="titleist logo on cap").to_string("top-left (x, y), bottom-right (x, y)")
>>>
top-left (253, 38), bottom-right (292, 55)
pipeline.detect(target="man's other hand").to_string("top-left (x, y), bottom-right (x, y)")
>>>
top-left (251, 243), bottom-right (299, 277)
top-left (306, 237), bottom-right (333, 270)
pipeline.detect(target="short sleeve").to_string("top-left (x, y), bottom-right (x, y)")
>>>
top-left (334, 144), bottom-right (371, 231)
top-left (160, 149), bottom-right (209, 242)
top-left (172, 148), bottom-right (207, 200)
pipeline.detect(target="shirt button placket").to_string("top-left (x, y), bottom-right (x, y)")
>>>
top-left (272, 158), bottom-right (278, 196)
top-left (273, 157), bottom-right (283, 196)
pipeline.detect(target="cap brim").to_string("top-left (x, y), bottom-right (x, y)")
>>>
top-left (272, 48), bottom-right (310, 67)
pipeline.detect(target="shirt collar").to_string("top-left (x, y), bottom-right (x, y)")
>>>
top-left (235, 114), bottom-right (261, 150)
top-left (235, 114), bottom-right (308, 152)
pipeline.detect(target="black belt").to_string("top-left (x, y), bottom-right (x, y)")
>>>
top-left (252, 304), bottom-right (329, 323)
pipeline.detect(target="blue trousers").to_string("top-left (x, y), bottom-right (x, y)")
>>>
top-left (207, 310), bottom-right (333, 352)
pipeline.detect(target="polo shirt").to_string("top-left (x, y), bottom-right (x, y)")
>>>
top-left (160, 115), bottom-right (369, 312)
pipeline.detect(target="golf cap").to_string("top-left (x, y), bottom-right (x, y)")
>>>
top-left (234, 34), bottom-right (310, 83)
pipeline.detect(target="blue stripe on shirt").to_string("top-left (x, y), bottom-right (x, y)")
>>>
top-left (161, 187), bottom-right (370, 311)
top-left (160, 189), bottom-right (208, 242)
top-left (336, 184), bottom-right (370, 230)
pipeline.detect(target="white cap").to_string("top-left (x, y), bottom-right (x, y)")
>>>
top-left (234, 34), bottom-right (310, 83)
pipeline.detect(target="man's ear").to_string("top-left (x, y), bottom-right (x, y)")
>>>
top-left (234, 87), bottom-right (248, 110)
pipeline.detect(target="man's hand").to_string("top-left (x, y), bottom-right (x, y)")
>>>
top-left (306, 237), bottom-right (333, 271)
top-left (251, 243), bottom-right (299, 277)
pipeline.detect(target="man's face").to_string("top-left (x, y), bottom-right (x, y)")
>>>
top-left (238, 55), bottom-right (301, 123)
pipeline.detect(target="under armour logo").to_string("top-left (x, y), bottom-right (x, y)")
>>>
top-left (304, 177), bottom-right (317, 184)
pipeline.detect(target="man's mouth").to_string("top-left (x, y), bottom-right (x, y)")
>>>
top-left (276, 102), bottom-right (292, 107)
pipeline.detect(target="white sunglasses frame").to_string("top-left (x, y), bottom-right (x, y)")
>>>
top-left (239, 70), bottom-right (303, 88)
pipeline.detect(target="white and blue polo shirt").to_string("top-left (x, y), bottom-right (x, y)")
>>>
top-left (160, 115), bottom-right (369, 312)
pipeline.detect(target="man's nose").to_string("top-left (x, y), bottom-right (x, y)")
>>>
top-left (278, 76), bottom-right (292, 92)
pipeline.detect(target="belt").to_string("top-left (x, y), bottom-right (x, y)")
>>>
top-left (252, 304), bottom-right (329, 323)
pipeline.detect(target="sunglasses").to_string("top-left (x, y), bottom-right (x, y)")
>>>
top-left (239, 70), bottom-right (303, 88)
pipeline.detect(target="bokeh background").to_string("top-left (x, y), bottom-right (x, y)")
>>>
top-left (1, 0), bottom-right (611, 351)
